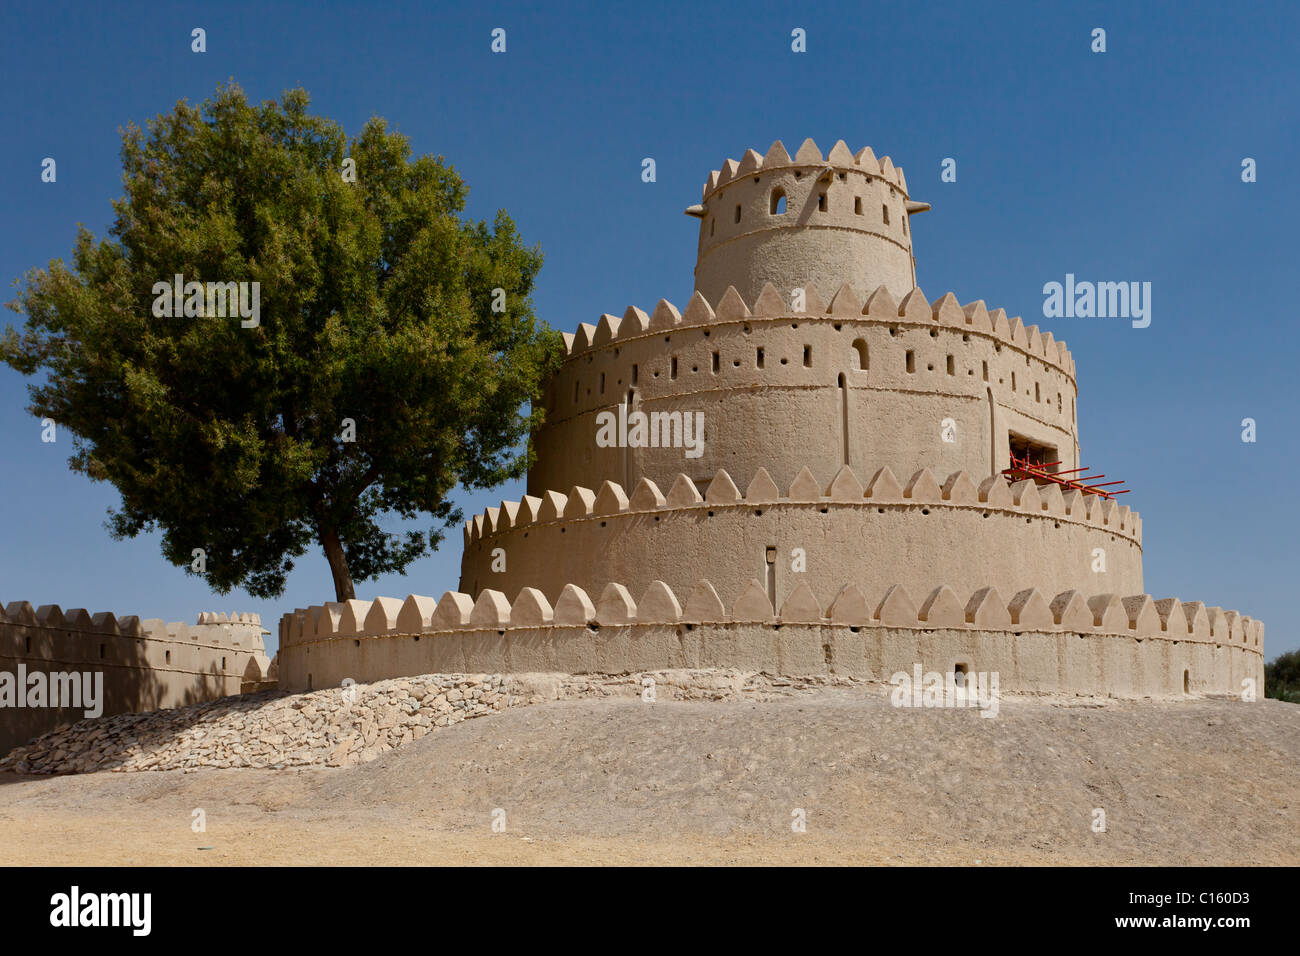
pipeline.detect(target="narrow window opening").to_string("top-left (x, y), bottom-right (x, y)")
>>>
top-left (1183, 669), bottom-right (1190, 694)
top-left (631, 363), bottom-right (638, 385)
top-left (803, 345), bottom-right (812, 367)
top-left (599, 372), bottom-right (605, 394)
top-left (838, 372), bottom-right (850, 465)
top-left (906, 350), bottom-right (915, 373)
top-left (946, 355), bottom-right (955, 375)
top-left (165, 650), bottom-right (170, 664)
top-left (765, 545), bottom-right (777, 609)
top-left (882, 204), bottom-right (890, 225)
top-left (573, 380), bottom-right (579, 403)
top-left (981, 360), bottom-right (988, 382)
top-left (817, 192), bottom-right (827, 212)
top-left (756, 347), bottom-right (765, 369)
top-left (854, 196), bottom-right (862, 215)
top-left (851, 339), bottom-right (869, 370)
top-left (1011, 371), bottom-right (1017, 392)
top-left (670, 356), bottom-right (678, 380)
top-left (1035, 382), bottom-right (1041, 402)
top-left (734, 204), bottom-right (742, 224)
top-left (709, 218), bottom-right (715, 237)
top-left (99, 643), bottom-right (105, 659)
top-left (770, 189), bottom-right (787, 214)
top-left (712, 351), bottom-right (720, 373)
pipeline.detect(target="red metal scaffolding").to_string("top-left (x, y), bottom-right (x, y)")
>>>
top-left (1002, 453), bottom-right (1130, 501)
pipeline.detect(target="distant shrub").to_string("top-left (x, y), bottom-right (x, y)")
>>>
top-left (1264, 650), bottom-right (1300, 703)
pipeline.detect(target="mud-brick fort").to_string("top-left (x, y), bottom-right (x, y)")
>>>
top-left (278, 139), bottom-right (1265, 699)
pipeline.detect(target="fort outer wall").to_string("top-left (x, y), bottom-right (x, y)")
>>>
top-left (459, 464), bottom-right (1143, 618)
top-left (527, 284), bottom-right (1079, 500)
top-left (0, 603), bottom-right (271, 755)
top-left (275, 581), bottom-right (1264, 701)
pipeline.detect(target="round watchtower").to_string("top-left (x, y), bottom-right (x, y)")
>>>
top-left (688, 138), bottom-right (929, 308)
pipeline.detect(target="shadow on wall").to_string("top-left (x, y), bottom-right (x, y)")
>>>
top-left (0, 603), bottom-right (269, 756)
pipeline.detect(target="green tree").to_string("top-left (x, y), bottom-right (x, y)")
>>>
top-left (1264, 650), bottom-right (1300, 703)
top-left (2, 83), bottom-right (560, 601)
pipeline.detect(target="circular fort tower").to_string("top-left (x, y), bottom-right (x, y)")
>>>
top-left (277, 139), bottom-right (1264, 701)
top-left (691, 138), bottom-right (923, 308)
top-left (478, 139), bottom-right (1116, 609)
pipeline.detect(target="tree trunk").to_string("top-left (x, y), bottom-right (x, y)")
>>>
top-left (320, 528), bottom-right (356, 601)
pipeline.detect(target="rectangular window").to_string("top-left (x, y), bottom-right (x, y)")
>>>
top-left (906, 350), bottom-right (915, 373)
top-left (803, 345), bottom-right (812, 367)
top-left (882, 204), bottom-right (890, 225)
top-left (756, 347), bottom-right (765, 369)
top-left (670, 356), bottom-right (678, 380)
top-left (1008, 433), bottom-right (1058, 471)
top-left (712, 351), bottom-right (720, 373)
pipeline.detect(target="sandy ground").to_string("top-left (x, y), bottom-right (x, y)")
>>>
top-left (0, 688), bottom-right (1295, 865)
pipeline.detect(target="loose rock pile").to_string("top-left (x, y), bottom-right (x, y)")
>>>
top-left (0, 670), bottom-right (858, 775)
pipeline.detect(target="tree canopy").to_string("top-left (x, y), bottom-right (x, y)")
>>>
top-left (2, 82), bottom-right (561, 601)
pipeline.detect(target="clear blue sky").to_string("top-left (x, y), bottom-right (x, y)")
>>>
top-left (1, 0), bottom-right (1295, 657)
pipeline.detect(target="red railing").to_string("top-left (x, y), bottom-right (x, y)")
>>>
top-left (1002, 453), bottom-right (1130, 500)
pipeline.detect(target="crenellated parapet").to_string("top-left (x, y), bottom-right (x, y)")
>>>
top-left (558, 282), bottom-right (1074, 378)
top-left (699, 138), bottom-right (914, 202)
top-left (282, 581), bottom-right (1259, 644)
top-left (474, 464), bottom-right (1136, 545)
top-left (461, 462), bottom-right (1143, 616)
top-left (275, 579), bottom-right (1263, 699)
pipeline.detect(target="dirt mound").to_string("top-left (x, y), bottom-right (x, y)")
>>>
top-left (0, 687), bottom-right (1295, 865)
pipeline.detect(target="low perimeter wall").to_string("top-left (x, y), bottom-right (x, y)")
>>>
top-left (1, 603), bottom-right (271, 755)
top-left (278, 580), bottom-right (1264, 700)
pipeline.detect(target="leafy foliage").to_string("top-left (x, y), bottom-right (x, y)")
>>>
top-left (1264, 650), bottom-right (1300, 703)
top-left (3, 83), bottom-right (561, 599)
